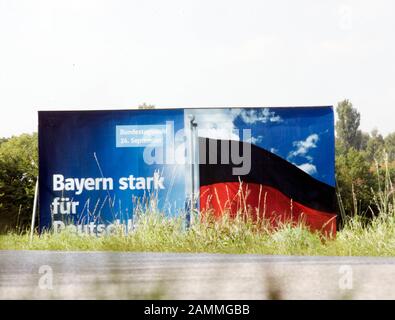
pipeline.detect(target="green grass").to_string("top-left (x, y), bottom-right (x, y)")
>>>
top-left (2, 158), bottom-right (395, 256)
top-left (1, 209), bottom-right (395, 256)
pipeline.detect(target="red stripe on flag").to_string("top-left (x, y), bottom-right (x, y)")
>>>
top-left (200, 182), bottom-right (337, 236)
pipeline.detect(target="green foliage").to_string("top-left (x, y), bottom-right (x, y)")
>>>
top-left (336, 147), bottom-right (375, 216)
top-left (384, 133), bottom-right (395, 161)
top-left (365, 129), bottom-right (385, 162)
top-left (0, 133), bottom-right (38, 230)
top-left (336, 100), bottom-right (363, 150)
top-left (334, 100), bottom-right (395, 219)
top-left (359, 131), bottom-right (370, 151)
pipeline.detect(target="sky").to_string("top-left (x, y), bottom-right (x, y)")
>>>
top-left (1, 0), bottom-right (395, 138)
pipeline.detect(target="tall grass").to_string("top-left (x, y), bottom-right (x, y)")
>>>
top-left (1, 157), bottom-right (395, 256)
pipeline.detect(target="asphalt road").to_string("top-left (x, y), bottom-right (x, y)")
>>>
top-left (1, 250), bottom-right (395, 299)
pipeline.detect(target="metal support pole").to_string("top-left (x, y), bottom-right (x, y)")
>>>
top-left (30, 178), bottom-right (39, 242)
top-left (188, 115), bottom-right (197, 226)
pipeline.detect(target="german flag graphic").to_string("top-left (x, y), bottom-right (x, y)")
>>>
top-left (199, 137), bottom-right (337, 235)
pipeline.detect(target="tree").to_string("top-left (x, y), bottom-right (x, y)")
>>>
top-left (359, 131), bottom-right (370, 151)
top-left (335, 99), bottom-right (376, 218)
top-left (385, 132), bottom-right (395, 162)
top-left (336, 100), bottom-right (362, 150)
top-left (138, 103), bottom-right (155, 109)
top-left (365, 129), bottom-right (385, 163)
top-left (336, 147), bottom-right (374, 216)
top-left (0, 133), bottom-right (38, 230)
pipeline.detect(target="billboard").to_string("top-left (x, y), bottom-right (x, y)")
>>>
top-left (39, 107), bottom-right (336, 234)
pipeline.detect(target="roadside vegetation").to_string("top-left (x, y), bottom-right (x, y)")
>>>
top-left (1, 100), bottom-right (395, 255)
top-left (1, 178), bottom-right (395, 255)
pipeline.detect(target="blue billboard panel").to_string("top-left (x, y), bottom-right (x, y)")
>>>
top-left (38, 109), bottom-right (187, 234)
top-left (189, 107), bottom-right (337, 234)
